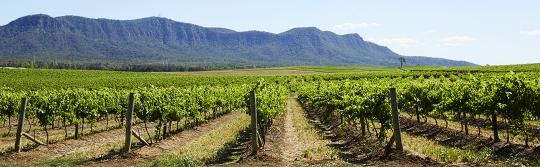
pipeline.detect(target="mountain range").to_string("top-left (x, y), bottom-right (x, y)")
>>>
top-left (0, 14), bottom-right (476, 70)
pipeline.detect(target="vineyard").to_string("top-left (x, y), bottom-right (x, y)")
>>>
top-left (294, 72), bottom-right (540, 145)
top-left (0, 66), bottom-right (540, 166)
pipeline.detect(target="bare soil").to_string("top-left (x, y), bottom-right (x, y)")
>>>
top-left (84, 112), bottom-right (242, 167)
top-left (0, 117), bottom-right (125, 153)
top-left (402, 111), bottom-right (540, 146)
top-left (227, 104), bottom-right (287, 166)
top-left (299, 100), bottom-right (445, 167)
top-left (219, 96), bottom-right (310, 166)
top-left (282, 97), bottom-right (303, 163)
top-left (220, 95), bottom-right (443, 166)
top-left (0, 109), bottom-right (246, 166)
top-left (0, 120), bottom-right (155, 165)
top-left (400, 117), bottom-right (540, 165)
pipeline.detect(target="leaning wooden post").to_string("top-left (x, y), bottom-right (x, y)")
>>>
top-left (250, 90), bottom-right (259, 155)
top-left (21, 132), bottom-right (46, 146)
top-left (390, 88), bottom-right (403, 151)
top-left (124, 93), bottom-right (135, 153)
top-left (15, 97), bottom-right (28, 153)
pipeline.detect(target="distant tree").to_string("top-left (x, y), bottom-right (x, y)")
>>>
top-left (399, 56), bottom-right (406, 68)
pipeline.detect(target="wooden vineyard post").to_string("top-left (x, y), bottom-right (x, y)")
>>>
top-left (15, 97), bottom-right (27, 153)
top-left (21, 132), bottom-right (46, 146)
top-left (390, 88), bottom-right (403, 151)
top-left (131, 130), bottom-right (149, 146)
top-left (124, 93), bottom-right (135, 153)
top-left (250, 90), bottom-right (259, 155)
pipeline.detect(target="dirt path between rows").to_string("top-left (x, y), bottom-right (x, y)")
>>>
top-left (225, 95), bottom-right (340, 166)
top-left (281, 97), bottom-right (303, 163)
top-left (0, 112), bottom-right (238, 166)
top-left (299, 97), bottom-right (445, 166)
top-left (400, 116), bottom-right (540, 164)
top-left (86, 112), bottom-right (243, 167)
top-left (186, 95), bottom-right (443, 167)
top-left (0, 118), bottom-right (123, 153)
top-left (0, 120), bottom-right (155, 165)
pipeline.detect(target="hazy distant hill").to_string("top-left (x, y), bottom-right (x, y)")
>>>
top-left (0, 14), bottom-right (475, 70)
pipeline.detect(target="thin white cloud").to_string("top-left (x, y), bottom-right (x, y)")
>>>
top-left (423, 29), bottom-right (437, 35)
top-left (439, 36), bottom-right (476, 46)
top-left (331, 22), bottom-right (382, 31)
top-left (520, 30), bottom-right (540, 36)
top-left (372, 37), bottom-right (421, 48)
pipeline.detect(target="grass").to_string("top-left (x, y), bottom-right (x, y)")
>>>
top-left (360, 113), bottom-right (503, 165)
top-left (401, 113), bottom-right (540, 146)
top-left (401, 132), bottom-right (493, 165)
top-left (27, 156), bottom-right (93, 167)
top-left (34, 115), bottom-right (222, 166)
top-left (5, 129), bottom-right (138, 167)
top-left (290, 97), bottom-right (339, 161)
top-left (399, 115), bottom-right (537, 166)
top-left (0, 111), bottom-right (234, 167)
top-left (0, 120), bottom-right (124, 154)
top-left (0, 120), bottom-right (157, 166)
top-left (148, 113), bottom-right (250, 166)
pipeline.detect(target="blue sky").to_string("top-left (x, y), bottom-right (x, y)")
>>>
top-left (2, 0), bottom-right (539, 65)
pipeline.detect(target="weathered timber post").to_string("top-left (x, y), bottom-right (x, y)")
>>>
top-left (21, 132), bottom-right (46, 146)
top-left (131, 130), bottom-right (149, 146)
top-left (250, 90), bottom-right (259, 155)
top-left (15, 97), bottom-right (28, 153)
top-left (390, 88), bottom-right (403, 151)
top-left (74, 120), bottom-right (79, 139)
top-left (124, 93), bottom-right (135, 153)
top-left (492, 111), bottom-right (499, 142)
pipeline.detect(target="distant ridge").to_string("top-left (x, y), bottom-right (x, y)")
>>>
top-left (0, 14), bottom-right (476, 70)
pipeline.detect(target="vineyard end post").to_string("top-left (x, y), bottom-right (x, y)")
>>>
top-left (390, 88), bottom-right (403, 151)
top-left (124, 93), bottom-right (135, 153)
top-left (250, 90), bottom-right (259, 155)
top-left (15, 97), bottom-right (28, 153)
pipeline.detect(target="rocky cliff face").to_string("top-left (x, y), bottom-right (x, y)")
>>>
top-left (0, 14), bottom-right (476, 67)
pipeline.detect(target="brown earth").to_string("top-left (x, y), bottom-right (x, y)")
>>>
top-left (85, 111), bottom-right (243, 167)
top-left (401, 111), bottom-right (540, 146)
top-left (0, 120), bottom-right (156, 165)
top-left (400, 116), bottom-right (540, 165)
top-left (220, 95), bottom-right (444, 167)
top-left (219, 96), bottom-right (315, 166)
top-left (0, 117), bottom-right (124, 153)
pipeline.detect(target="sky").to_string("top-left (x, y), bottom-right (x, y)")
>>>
top-left (1, 0), bottom-right (540, 65)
